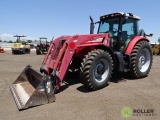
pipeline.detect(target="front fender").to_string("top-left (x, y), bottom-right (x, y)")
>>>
top-left (125, 36), bottom-right (149, 55)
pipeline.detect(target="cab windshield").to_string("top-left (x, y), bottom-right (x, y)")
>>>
top-left (98, 17), bottom-right (120, 36)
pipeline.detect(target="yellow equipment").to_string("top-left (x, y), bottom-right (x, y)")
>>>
top-left (152, 44), bottom-right (160, 55)
top-left (11, 35), bottom-right (30, 54)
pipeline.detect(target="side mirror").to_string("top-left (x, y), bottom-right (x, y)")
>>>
top-left (149, 33), bottom-right (153, 37)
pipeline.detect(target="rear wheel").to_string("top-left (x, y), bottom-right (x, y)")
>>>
top-left (153, 52), bottom-right (155, 55)
top-left (80, 49), bottom-right (113, 90)
top-left (130, 41), bottom-right (153, 78)
top-left (36, 47), bottom-right (41, 55)
top-left (28, 49), bottom-right (31, 54)
top-left (22, 49), bottom-right (26, 54)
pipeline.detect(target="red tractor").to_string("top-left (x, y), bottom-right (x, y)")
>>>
top-left (10, 12), bottom-right (153, 110)
top-left (36, 37), bottom-right (50, 55)
top-left (0, 46), bottom-right (5, 53)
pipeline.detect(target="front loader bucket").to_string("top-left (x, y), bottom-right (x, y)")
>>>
top-left (10, 65), bottom-right (55, 110)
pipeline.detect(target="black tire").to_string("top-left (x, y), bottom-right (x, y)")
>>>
top-left (130, 41), bottom-right (153, 78)
top-left (158, 49), bottom-right (160, 55)
top-left (22, 49), bottom-right (26, 54)
top-left (36, 47), bottom-right (41, 55)
top-left (153, 52), bottom-right (155, 55)
top-left (80, 49), bottom-right (113, 90)
top-left (28, 49), bottom-right (31, 54)
top-left (46, 46), bottom-right (49, 52)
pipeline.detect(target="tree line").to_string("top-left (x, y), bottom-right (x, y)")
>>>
top-left (0, 40), bottom-right (34, 43)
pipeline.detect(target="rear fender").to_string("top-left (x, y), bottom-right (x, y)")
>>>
top-left (125, 36), bottom-right (149, 55)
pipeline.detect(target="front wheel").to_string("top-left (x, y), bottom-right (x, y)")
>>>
top-left (80, 49), bottom-right (113, 90)
top-left (130, 41), bottom-right (153, 78)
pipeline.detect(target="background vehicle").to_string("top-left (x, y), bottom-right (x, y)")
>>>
top-left (11, 35), bottom-right (30, 54)
top-left (36, 37), bottom-right (49, 55)
top-left (0, 46), bottom-right (5, 53)
top-left (152, 44), bottom-right (160, 55)
top-left (10, 12), bottom-right (153, 110)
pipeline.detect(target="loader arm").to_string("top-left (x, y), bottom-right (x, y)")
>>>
top-left (40, 34), bottom-right (110, 89)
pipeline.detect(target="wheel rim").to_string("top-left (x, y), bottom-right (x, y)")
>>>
top-left (94, 59), bottom-right (109, 83)
top-left (138, 48), bottom-right (151, 72)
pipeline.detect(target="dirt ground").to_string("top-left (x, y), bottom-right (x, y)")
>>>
top-left (0, 49), bottom-right (160, 120)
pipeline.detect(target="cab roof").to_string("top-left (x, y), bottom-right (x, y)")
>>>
top-left (100, 12), bottom-right (140, 20)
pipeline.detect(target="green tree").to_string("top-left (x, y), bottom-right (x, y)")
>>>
top-left (27, 40), bottom-right (32, 43)
top-left (8, 40), bottom-right (13, 43)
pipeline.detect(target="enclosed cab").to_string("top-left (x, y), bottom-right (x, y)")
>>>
top-left (98, 12), bottom-right (140, 51)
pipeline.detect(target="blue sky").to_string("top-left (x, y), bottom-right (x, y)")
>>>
top-left (0, 0), bottom-right (159, 43)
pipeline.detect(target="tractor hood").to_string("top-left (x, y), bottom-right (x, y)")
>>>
top-left (52, 33), bottom-right (110, 50)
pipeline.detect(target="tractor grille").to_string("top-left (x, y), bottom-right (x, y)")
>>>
top-left (53, 40), bottom-right (66, 60)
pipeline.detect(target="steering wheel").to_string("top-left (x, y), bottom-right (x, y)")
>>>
top-left (113, 28), bottom-right (118, 34)
top-left (104, 31), bottom-right (109, 33)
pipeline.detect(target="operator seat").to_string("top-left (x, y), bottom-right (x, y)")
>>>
top-left (120, 31), bottom-right (130, 51)
top-left (109, 31), bottom-right (117, 48)
top-left (121, 31), bottom-right (128, 42)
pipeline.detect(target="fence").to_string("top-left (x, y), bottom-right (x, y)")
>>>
top-left (0, 42), bottom-right (12, 48)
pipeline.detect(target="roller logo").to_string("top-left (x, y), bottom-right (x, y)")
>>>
top-left (121, 107), bottom-right (155, 118)
top-left (121, 107), bottom-right (132, 118)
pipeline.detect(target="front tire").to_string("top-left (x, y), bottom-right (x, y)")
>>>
top-left (80, 49), bottom-right (113, 90)
top-left (130, 41), bottom-right (153, 78)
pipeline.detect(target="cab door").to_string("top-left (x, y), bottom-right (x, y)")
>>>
top-left (119, 18), bottom-right (138, 51)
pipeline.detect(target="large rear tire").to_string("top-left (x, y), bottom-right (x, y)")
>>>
top-left (130, 41), bottom-right (153, 78)
top-left (80, 49), bottom-right (113, 90)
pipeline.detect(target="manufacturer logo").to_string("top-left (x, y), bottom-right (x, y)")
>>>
top-left (121, 107), bottom-right (155, 118)
top-left (121, 107), bottom-right (132, 118)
